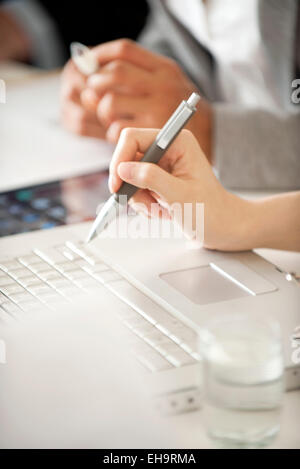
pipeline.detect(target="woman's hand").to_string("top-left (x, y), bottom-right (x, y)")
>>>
top-left (109, 128), bottom-right (300, 252)
top-left (109, 128), bottom-right (249, 250)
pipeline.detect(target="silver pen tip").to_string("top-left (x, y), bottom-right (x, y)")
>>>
top-left (85, 195), bottom-right (118, 244)
top-left (85, 229), bottom-right (97, 244)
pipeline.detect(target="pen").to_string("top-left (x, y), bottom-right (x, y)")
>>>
top-left (86, 92), bottom-right (201, 243)
top-left (70, 42), bottom-right (99, 75)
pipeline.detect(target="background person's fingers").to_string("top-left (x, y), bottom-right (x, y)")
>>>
top-left (106, 119), bottom-right (143, 143)
top-left (92, 39), bottom-right (167, 72)
top-left (61, 60), bottom-right (86, 99)
top-left (109, 128), bottom-right (159, 193)
top-left (87, 60), bottom-right (151, 97)
top-left (97, 93), bottom-right (146, 128)
top-left (80, 88), bottom-right (99, 112)
top-left (61, 101), bottom-right (105, 138)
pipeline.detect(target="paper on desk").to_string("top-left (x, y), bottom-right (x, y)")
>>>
top-left (0, 74), bottom-right (114, 191)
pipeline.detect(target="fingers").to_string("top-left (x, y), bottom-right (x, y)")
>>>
top-left (117, 161), bottom-right (178, 203)
top-left (61, 99), bottom-right (105, 138)
top-left (61, 60), bottom-right (105, 138)
top-left (109, 128), bottom-right (160, 192)
top-left (106, 119), bottom-right (143, 143)
top-left (92, 39), bottom-right (167, 72)
top-left (61, 60), bottom-right (86, 101)
top-left (87, 60), bottom-right (151, 97)
top-left (130, 190), bottom-right (171, 219)
top-left (97, 93), bottom-right (146, 128)
top-left (129, 190), bottom-right (157, 216)
top-left (80, 88), bottom-right (99, 112)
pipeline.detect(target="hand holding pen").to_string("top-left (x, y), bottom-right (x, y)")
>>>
top-left (86, 93), bottom-right (201, 242)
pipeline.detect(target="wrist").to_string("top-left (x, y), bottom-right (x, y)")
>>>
top-left (225, 196), bottom-right (272, 251)
top-left (213, 192), bottom-right (257, 251)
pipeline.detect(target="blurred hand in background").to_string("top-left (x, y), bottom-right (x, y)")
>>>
top-left (61, 39), bottom-right (213, 161)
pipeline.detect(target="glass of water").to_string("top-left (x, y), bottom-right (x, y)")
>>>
top-left (199, 313), bottom-right (284, 448)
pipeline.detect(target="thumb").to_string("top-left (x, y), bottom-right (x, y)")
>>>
top-left (117, 162), bottom-right (178, 202)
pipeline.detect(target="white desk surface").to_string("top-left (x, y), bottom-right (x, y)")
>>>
top-left (1, 63), bottom-right (299, 449)
top-left (0, 63), bottom-right (114, 191)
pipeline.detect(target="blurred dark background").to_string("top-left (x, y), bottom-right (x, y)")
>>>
top-left (0, 0), bottom-right (149, 68)
top-left (40, 0), bottom-right (149, 60)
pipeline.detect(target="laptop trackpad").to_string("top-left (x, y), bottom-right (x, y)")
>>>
top-left (160, 260), bottom-right (277, 305)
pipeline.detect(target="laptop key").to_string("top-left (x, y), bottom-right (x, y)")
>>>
top-left (93, 270), bottom-right (122, 284)
top-left (166, 349), bottom-right (196, 367)
top-left (65, 241), bottom-right (100, 265)
top-left (0, 276), bottom-right (15, 287)
top-left (28, 262), bottom-right (51, 274)
top-left (180, 339), bottom-right (198, 355)
top-left (143, 329), bottom-right (174, 348)
top-left (0, 292), bottom-right (7, 304)
top-left (155, 316), bottom-right (182, 336)
top-left (137, 350), bottom-right (173, 372)
top-left (107, 280), bottom-right (175, 325)
top-left (165, 323), bottom-right (197, 345)
top-left (154, 340), bottom-right (181, 357)
top-left (56, 246), bottom-right (80, 261)
top-left (20, 300), bottom-right (44, 312)
top-left (57, 285), bottom-right (84, 297)
top-left (38, 270), bottom-right (62, 281)
top-left (9, 268), bottom-right (32, 280)
top-left (64, 269), bottom-right (88, 281)
top-left (34, 248), bottom-right (68, 265)
top-left (36, 291), bottom-right (63, 302)
top-left (47, 278), bottom-right (72, 289)
top-left (73, 277), bottom-right (99, 289)
top-left (123, 315), bottom-right (152, 331)
top-left (9, 292), bottom-right (35, 304)
top-left (1, 301), bottom-right (21, 316)
top-left (0, 284), bottom-right (24, 295)
top-left (0, 260), bottom-right (22, 271)
top-left (132, 323), bottom-right (155, 338)
top-left (18, 277), bottom-right (43, 288)
top-left (55, 262), bottom-right (78, 273)
top-left (18, 254), bottom-right (42, 266)
top-left (82, 263), bottom-right (110, 274)
top-left (27, 284), bottom-right (53, 295)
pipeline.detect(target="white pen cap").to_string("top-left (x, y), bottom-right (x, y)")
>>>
top-left (70, 42), bottom-right (99, 75)
top-left (187, 92), bottom-right (201, 109)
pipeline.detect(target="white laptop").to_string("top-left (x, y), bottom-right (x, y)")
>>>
top-left (0, 214), bottom-right (299, 415)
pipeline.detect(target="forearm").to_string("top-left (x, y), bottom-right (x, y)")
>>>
top-left (234, 192), bottom-right (300, 251)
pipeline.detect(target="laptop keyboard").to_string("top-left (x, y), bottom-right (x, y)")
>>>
top-left (0, 241), bottom-right (199, 373)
